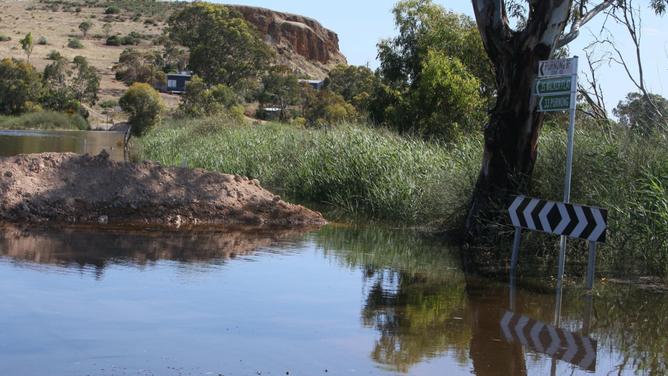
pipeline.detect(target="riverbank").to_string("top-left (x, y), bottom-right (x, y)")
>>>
top-left (137, 117), bottom-right (668, 278)
top-left (0, 152), bottom-right (326, 227)
top-left (0, 111), bottom-right (89, 131)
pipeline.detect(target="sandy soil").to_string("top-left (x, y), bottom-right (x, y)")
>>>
top-left (0, 0), bottom-right (180, 127)
top-left (0, 152), bottom-right (326, 227)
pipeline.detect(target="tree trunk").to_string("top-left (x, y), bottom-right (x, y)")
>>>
top-left (466, 0), bottom-right (573, 239)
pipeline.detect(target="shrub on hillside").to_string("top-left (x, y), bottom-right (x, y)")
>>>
top-left (105, 6), bottom-right (121, 15)
top-left (46, 50), bottom-right (63, 60)
top-left (119, 83), bottom-right (164, 138)
top-left (67, 38), bottom-right (84, 49)
top-left (37, 36), bottom-right (48, 45)
top-left (0, 35), bottom-right (11, 42)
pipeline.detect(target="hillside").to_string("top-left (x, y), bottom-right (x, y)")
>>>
top-left (0, 0), bottom-right (347, 127)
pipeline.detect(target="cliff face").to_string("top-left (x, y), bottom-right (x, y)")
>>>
top-left (227, 5), bottom-right (347, 79)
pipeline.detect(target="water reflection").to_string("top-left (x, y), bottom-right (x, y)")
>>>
top-left (0, 224), bottom-right (310, 276)
top-left (315, 225), bottom-right (668, 375)
top-left (0, 224), bottom-right (665, 375)
top-left (0, 129), bottom-right (124, 160)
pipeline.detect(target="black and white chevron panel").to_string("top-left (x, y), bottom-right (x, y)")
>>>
top-left (500, 311), bottom-right (597, 372)
top-left (509, 196), bottom-right (608, 243)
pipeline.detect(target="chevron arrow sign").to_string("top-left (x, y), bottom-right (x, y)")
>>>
top-left (508, 196), bottom-right (608, 243)
top-left (500, 311), bottom-right (597, 371)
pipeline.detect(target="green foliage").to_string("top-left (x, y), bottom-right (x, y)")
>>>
top-left (119, 83), bottom-right (164, 137)
top-left (78, 20), bottom-right (93, 38)
top-left (325, 65), bottom-right (381, 112)
top-left (0, 111), bottom-right (88, 131)
top-left (0, 58), bottom-right (43, 115)
top-left (105, 35), bottom-right (122, 46)
top-left (105, 6), bottom-right (121, 15)
top-left (0, 35), bottom-right (11, 42)
top-left (138, 116), bottom-right (668, 276)
top-left (178, 76), bottom-right (240, 118)
top-left (167, 3), bottom-right (273, 87)
top-left (42, 55), bottom-right (99, 111)
top-left (46, 50), bottom-right (62, 60)
top-left (372, 0), bottom-right (492, 139)
top-left (19, 33), bottom-right (34, 62)
top-left (100, 99), bottom-right (118, 109)
top-left (106, 32), bottom-right (141, 46)
top-left (614, 92), bottom-right (668, 136)
top-left (303, 90), bottom-right (358, 126)
top-left (139, 119), bottom-right (480, 226)
top-left (67, 37), bottom-right (84, 49)
top-left (113, 48), bottom-right (164, 86)
top-left (257, 66), bottom-right (301, 121)
top-left (71, 56), bottom-right (100, 104)
top-left (411, 50), bottom-right (485, 139)
top-left (517, 128), bottom-right (668, 277)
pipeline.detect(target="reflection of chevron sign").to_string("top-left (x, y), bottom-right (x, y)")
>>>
top-left (509, 196), bottom-right (608, 243)
top-left (500, 311), bottom-right (597, 372)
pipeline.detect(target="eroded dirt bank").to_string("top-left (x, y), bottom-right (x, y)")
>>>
top-left (0, 152), bottom-right (326, 227)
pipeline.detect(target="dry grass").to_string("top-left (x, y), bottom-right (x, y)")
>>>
top-left (0, 0), bottom-right (180, 127)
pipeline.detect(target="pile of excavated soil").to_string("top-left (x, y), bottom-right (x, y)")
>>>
top-left (0, 152), bottom-right (326, 227)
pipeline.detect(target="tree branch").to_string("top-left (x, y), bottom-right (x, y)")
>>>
top-left (471, 0), bottom-right (513, 59)
top-left (557, 0), bottom-right (615, 48)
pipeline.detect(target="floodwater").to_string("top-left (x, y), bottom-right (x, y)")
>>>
top-left (0, 224), bottom-right (665, 376)
top-left (0, 130), bottom-right (125, 161)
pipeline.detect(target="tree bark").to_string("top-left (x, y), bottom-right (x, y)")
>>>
top-left (466, 0), bottom-right (573, 239)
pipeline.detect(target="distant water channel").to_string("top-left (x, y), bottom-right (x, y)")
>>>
top-left (0, 224), bottom-right (665, 376)
top-left (0, 130), bottom-right (125, 161)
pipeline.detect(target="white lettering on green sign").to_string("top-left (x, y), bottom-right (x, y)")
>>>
top-left (539, 94), bottom-right (571, 112)
top-left (536, 77), bottom-right (572, 95)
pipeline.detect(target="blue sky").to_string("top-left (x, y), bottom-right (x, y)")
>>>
top-left (217, 1), bottom-right (668, 111)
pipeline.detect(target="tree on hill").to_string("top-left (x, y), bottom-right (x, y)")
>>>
top-left (465, 0), bottom-right (668, 237)
top-left (71, 56), bottom-right (100, 104)
top-left (167, 3), bottom-right (273, 88)
top-left (19, 33), bottom-right (34, 63)
top-left (614, 92), bottom-right (668, 135)
top-left (79, 21), bottom-right (93, 39)
top-left (113, 48), bottom-right (165, 86)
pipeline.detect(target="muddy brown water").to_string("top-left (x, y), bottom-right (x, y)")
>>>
top-left (0, 130), bottom-right (125, 161)
top-left (0, 224), bottom-right (666, 376)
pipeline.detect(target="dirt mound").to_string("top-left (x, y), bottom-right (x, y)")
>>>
top-left (0, 152), bottom-right (326, 227)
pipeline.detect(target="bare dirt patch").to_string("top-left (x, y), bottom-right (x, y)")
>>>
top-left (0, 152), bottom-right (326, 227)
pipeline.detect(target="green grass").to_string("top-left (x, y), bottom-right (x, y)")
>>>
top-left (138, 116), bottom-right (668, 277)
top-left (138, 117), bottom-right (481, 228)
top-left (0, 111), bottom-right (89, 131)
top-left (526, 127), bottom-right (668, 277)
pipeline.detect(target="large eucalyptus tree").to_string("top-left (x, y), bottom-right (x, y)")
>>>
top-left (465, 0), bottom-right (667, 236)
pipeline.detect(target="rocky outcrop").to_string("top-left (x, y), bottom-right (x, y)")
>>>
top-left (227, 5), bottom-right (347, 79)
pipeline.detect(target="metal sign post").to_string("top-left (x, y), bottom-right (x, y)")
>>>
top-left (555, 57), bottom-right (579, 289)
top-left (510, 57), bottom-right (609, 289)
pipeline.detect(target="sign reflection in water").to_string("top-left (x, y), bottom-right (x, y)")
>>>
top-left (0, 225), bottom-right (666, 375)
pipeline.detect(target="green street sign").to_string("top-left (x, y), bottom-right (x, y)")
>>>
top-left (536, 77), bottom-right (572, 95)
top-left (538, 94), bottom-right (572, 112)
